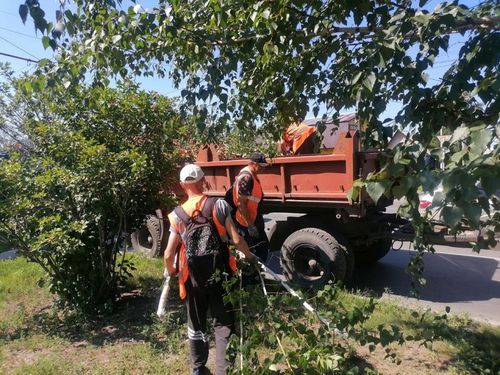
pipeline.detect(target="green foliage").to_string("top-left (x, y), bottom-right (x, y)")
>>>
top-left (17, 1), bottom-right (500, 255)
top-left (2, 257), bottom-right (499, 374)
top-left (220, 126), bottom-right (279, 159)
top-left (223, 273), bottom-right (417, 374)
top-left (0, 62), bottom-right (29, 149)
top-left (0, 81), bottom-right (182, 314)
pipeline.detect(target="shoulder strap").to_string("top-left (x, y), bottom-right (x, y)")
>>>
top-left (174, 205), bottom-right (190, 224)
top-left (175, 196), bottom-right (217, 223)
top-left (202, 196), bottom-right (218, 219)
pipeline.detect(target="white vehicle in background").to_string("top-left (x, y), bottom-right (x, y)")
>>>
top-left (418, 184), bottom-right (499, 246)
top-left (418, 186), bottom-right (442, 218)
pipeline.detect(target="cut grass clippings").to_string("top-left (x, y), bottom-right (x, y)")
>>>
top-left (1, 253), bottom-right (499, 374)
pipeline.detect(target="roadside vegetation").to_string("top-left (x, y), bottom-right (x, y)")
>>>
top-left (1, 254), bottom-right (498, 375)
top-left (0, 75), bottom-right (187, 314)
top-left (0, 1), bottom-right (498, 373)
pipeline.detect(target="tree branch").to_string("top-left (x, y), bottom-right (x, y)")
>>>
top-left (203, 15), bottom-right (500, 46)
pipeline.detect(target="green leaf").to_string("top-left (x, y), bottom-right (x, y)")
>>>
top-left (363, 73), bottom-right (376, 92)
top-left (449, 150), bottom-right (466, 164)
top-left (19, 4), bottom-right (28, 24)
top-left (351, 71), bottom-right (363, 85)
top-left (449, 126), bottom-right (470, 145)
top-left (441, 206), bottom-right (464, 228)
top-left (392, 184), bottom-right (408, 199)
top-left (42, 36), bottom-right (50, 50)
top-left (347, 186), bottom-right (360, 203)
top-left (48, 39), bottom-right (57, 50)
top-left (463, 204), bottom-right (481, 228)
top-left (480, 174), bottom-right (500, 197)
top-left (431, 191), bottom-right (445, 207)
top-left (390, 12), bottom-right (405, 22)
top-left (30, 6), bottom-right (47, 33)
top-left (366, 180), bottom-right (392, 203)
top-left (470, 128), bottom-right (492, 153)
top-left (414, 14), bottom-right (430, 25)
top-left (112, 35), bottom-right (122, 44)
top-left (419, 170), bottom-right (437, 193)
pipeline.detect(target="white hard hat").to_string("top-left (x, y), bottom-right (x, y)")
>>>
top-left (179, 164), bottom-right (204, 183)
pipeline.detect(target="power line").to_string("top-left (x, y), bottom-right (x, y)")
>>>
top-left (0, 26), bottom-right (41, 40)
top-left (0, 51), bottom-right (38, 63)
top-left (0, 10), bottom-right (18, 18)
top-left (0, 35), bottom-right (39, 60)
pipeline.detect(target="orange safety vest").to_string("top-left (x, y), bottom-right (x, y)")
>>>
top-left (232, 166), bottom-right (263, 227)
top-left (174, 196), bottom-right (237, 299)
top-left (284, 123), bottom-right (316, 154)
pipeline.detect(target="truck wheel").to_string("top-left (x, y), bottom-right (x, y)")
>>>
top-left (354, 238), bottom-right (391, 265)
top-left (131, 215), bottom-right (162, 258)
top-left (280, 228), bottom-right (347, 288)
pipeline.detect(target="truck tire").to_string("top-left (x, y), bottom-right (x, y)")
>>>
top-left (131, 215), bottom-right (163, 258)
top-left (353, 238), bottom-right (391, 265)
top-left (280, 228), bottom-right (347, 288)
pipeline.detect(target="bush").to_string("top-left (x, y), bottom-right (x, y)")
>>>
top-left (0, 81), bottom-right (183, 314)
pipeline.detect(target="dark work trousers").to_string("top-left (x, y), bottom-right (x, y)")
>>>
top-left (236, 214), bottom-right (269, 262)
top-left (185, 279), bottom-right (234, 375)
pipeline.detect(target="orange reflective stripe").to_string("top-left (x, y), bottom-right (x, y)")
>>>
top-left (229, 255), bottom-right (237, 273)
top-left (212, 208), bottom-right (228, 240)
top-left (213, 207), bottom-right (238, 274)
top-left (177, 245), bottom-right (189, 299)
top-left (179, 283), bottom-right (187, 299)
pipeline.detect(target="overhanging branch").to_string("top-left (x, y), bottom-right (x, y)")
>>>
top-left (205, 15), bottom-right (499, 46)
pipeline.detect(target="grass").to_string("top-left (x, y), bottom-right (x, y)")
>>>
top-left (330, 288), bottom-right (500, 374)
top-left (1, 254), bottom-right (499, 374)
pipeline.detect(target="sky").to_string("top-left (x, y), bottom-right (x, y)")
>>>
top-left (0, 0), bottom-right (484, 121)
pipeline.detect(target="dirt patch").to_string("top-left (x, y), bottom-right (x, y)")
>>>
top-left (356, 340), bottom-right (454, 375)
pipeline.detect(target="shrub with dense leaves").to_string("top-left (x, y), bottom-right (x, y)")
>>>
top-left (0, 81), bottom-right (183, 314)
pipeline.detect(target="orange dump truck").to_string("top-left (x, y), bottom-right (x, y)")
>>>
top-left (132, 128), bottom-right (475, 287)
top-left (196, 131), bottom-right (396, 286)
top-left (133, 130), bottom-right (402, 287)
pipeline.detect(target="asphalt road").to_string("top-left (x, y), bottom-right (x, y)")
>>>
top-left (351, 245), bottom-right (500, 325)
top-left (266, 244), bottom-right (500, 325)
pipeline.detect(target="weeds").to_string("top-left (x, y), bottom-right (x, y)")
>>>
top-left (1, 255), bottom-right (499, 374)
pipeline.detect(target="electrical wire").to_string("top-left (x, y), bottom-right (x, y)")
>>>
top-left (0, 26), bottom-right (41, 40)
top-left (0, 10), bottom-right (18, 18)
top-left (0, 35), bottom-right (39, 60)
top-left (0, 51), bottom-right (38, 63)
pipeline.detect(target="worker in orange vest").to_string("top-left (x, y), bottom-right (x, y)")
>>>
top-left (232, 152), bottom-right (270, 264)
top-left (163, 164), bottom-right (256, 375)
top-left (280, 122), bottom-right (318, 155)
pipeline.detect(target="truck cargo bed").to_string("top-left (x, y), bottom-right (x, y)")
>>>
top-left (196, 131), bottom-right (385, 216)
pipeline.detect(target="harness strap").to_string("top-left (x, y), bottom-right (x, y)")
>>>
top-left (201, 196), bottom-right (217, 219)
top-left (174, 196), bottom-right (214, 224)
top-left (174, 204), bottom-right (191, 224)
